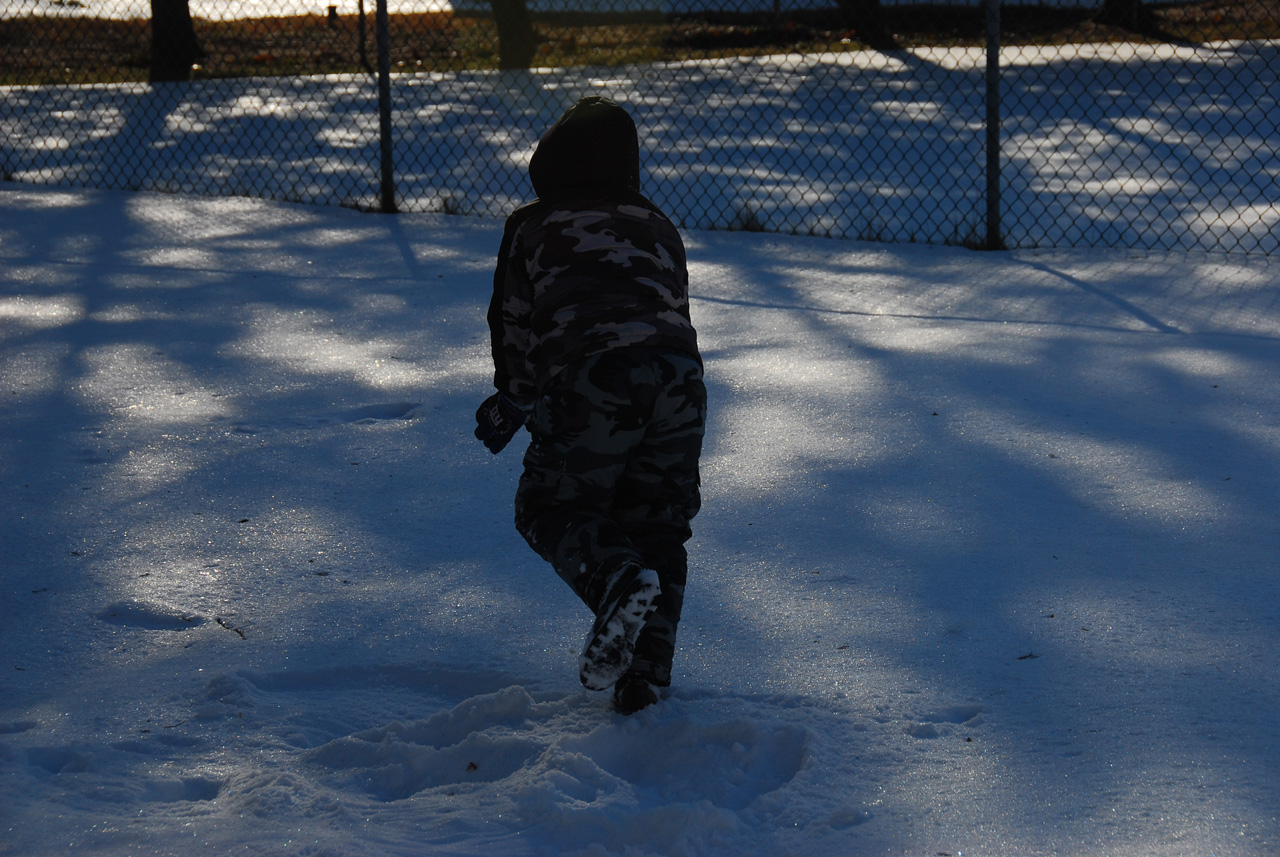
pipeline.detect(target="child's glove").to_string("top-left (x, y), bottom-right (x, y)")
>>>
top-left (474, 393), bottom-right (527, 454)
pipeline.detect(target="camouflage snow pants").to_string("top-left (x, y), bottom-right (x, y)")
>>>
top-left (514, 347), bottom-right (706, 687)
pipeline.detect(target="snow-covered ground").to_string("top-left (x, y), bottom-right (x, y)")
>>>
top-left (3, 180), bottom-right (1279, 855)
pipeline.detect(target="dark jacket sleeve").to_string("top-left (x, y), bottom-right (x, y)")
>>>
top-left (487, 205), bottom-right (540, 407)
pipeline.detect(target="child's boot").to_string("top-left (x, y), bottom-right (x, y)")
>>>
top-left (613, 672), bottom-right (660, 714)
top-left (579, 564), bottom-right (660, 691)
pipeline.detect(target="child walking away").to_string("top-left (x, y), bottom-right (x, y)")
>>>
top-left (475, 96), bottom-right (706, 715)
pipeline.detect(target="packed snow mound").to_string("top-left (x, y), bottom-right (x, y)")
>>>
top-left (198, 674), bottom-right (815, 855)
top-left (306, 685), bottom-right (807, 807)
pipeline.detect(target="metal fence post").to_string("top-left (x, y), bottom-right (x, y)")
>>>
top-left (376, 0), bottom-right (397, 213)
top-left (984, 0), bottom-right (1002, 250)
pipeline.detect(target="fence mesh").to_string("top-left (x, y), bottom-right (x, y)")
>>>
top-left (2, 0), bottom-right (1277, 253)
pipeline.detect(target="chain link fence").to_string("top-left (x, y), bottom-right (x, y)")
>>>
top-left (2, 0), bottom-right (1277, 252)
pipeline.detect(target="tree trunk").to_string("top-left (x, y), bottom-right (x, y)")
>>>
top-left (150, 0), bottom-right (203, 83)
top-left (490, 0), bottom-right (537, 69)
top-left (837, 0), bottom-right (898, 51)
top-left (1099, 0), bottom-right (1144, 30)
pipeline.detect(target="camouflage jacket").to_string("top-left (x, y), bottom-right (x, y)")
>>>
top-left (487, 190), bottom-right (701, 407)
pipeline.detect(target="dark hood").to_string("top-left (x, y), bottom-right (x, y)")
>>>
top-left (529, 96), bottom-right (641, 198)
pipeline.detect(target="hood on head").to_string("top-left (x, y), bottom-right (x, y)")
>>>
top-left (529, 96), bottom-right (640, 198)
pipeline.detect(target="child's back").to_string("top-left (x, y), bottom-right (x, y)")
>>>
top-left (487, 97), bottom-right (698, 408)
top-left (477, 96), bottom-right (706, 715)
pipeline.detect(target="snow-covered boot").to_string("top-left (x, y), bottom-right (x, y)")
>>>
top-left (613, 672), bottom-right (660, 715)
top-left (579, 565), bottom-right (660, 691)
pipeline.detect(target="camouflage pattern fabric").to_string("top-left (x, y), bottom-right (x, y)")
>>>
top-left (514, 347), bottom-right (706, 687)
top-left (488, 194), bottom-right (700, 408)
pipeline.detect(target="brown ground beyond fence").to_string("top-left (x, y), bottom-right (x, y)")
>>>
top-left (2, 1), bottom-right (1278, 252)
top-left (3, 2), bottom-right (1276, 84)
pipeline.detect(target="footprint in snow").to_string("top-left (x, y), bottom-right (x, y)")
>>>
top-left (97, 600), bottom-right (206, 631)
top-left (906, 703), bottom-right (988, 739)
top-left (563, 712), bottom-right (808, 811)
top-left (22, 745), bottom-right (224, 803)
top-left (230, 401), bottom-right (421, 434)
top-left (338, 402), bottom-right (422, 423)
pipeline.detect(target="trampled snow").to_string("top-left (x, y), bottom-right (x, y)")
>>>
top-left (3, 181), bottom-right (1280, 856)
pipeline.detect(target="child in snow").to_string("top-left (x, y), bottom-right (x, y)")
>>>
top-left (475, 96), bottom-right (706, 715)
